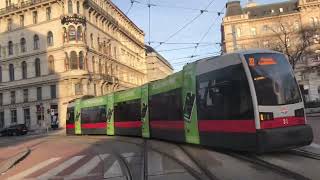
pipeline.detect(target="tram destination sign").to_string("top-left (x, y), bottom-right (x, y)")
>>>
top-left (61, 15), bottom-right (86, 26)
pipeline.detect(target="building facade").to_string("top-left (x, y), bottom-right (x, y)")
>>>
top-left (0, 0), bottom-right (147, 130)
top-left (221, 0), bottom-right (320, 102)
top-left (145, 45), bottom-right (173, 82)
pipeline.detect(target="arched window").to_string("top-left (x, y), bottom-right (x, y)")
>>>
top-left (0, 66), bottom-right (2, 82)
top-left (77, 1), bottom-right (80, 14)
top-left (70, 51), bottom-right (78, 69)
top-left (68, 0), bottom-right (73, 14)
top-left (64, 52), bottom-right (69, 70)
top-left (92, 56), bottom-right (95, 73)
top-left (79, 51), bottom-right (84, 70)
top-left (77, 26), bottom-right (83, 41)
top-left (9, 64), bottom-right (14, 81)
top-left (90, 33), bottom-right (94, 48)
top-left (48, 55), bottom-right (55, 74)
top-left (47, 31), bottom-right (53, 46)
top-left (97, 37), bottom-right (101, 51)
top-left (34, 34), bottom-right (39, 50)
top-left (21, 61), bottom-right (27, 79)
top-left (8, 41), bottom-right (13, 55)
top-left (35, 58), bottom-right (41, 77)
top-left (63, 27), bottom-right (67, 43)
top-left (20, 38), bottom-right (26, 53)
top-left (99, 59), bottom-right (102, 74)
top-left (68, 26), bottom-right (76, 41)
top-left (105, 62), bottom-right (108, 75)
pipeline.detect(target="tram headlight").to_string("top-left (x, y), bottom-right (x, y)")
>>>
top-left (259, 112), bottom-right (274, 121)
top-left (294, 108), bottom-right (305, 117)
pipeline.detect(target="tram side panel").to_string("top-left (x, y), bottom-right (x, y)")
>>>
top-left (114, 88), bottom-right (142, 137)
top-left (149, 72), bottom-right (185, 143)
top-left (196, 54), bottom-right (257, 151)
top-left (66, 106), bottom-right (75, 135)
top-left (80, 105), bottom-right (107, 135)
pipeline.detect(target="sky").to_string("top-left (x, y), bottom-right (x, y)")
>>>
top-left (112, 0), bottom-right (284, 71)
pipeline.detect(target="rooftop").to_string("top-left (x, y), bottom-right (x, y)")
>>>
top-left (145, 45), bottom-right (174, 70)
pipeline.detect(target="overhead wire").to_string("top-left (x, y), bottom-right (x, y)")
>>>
top-left (153, 0), bottom-right (217, 49)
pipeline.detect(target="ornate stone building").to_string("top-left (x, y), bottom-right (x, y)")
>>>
top-left (0, 0), bottom-right (148, 130)
top-left (221, 0), bottom-right (320, 102)
top-left (145, 45), bottom-right (173, 82)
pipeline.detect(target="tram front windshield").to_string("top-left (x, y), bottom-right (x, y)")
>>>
top-left (245, 53), bottom-right (302, 106)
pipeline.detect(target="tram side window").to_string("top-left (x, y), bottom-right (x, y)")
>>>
top-left (197, 64), bottom-right (254, 120)
top-left (81, 106), bottom-right (106, 123)
top-left (67, 107), bottom-right (74, 124)
top-left (149, 88), bottom-right (183, 121)
top-left (114, 99), bottom-right (141, 122)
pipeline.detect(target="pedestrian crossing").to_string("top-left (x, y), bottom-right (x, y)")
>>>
top-left (5, 152), bottom-right (137, 180)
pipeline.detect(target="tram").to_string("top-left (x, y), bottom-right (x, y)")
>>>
top-left (66, 50), bottom-right (313, 153)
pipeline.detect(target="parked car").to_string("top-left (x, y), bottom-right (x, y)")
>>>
top-left (0, 124), bottom-right (28, 136)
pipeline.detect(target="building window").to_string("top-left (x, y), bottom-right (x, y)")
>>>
top-left (70, 51), bottom-right (78, 69)
top-left (77, 26), bottom-right (83, 41)
top-left (20, 38), bottom-right (26, 53)
top-left (10, 109), bottom-right (17, 124)
top-left (263, 40), bottom-right (269, 48)
top-left (9, 64), bottom-right (14, 81)
top-left (113, 47), bottom-right (117, 59)
top-left (35, 58), bottom-right (41, 77)
top-left (310, 17), bottom-right (319, 27)
top-left (8, 41), bottom-right (13, 55)
top-left (68, 0), bottom-right (73, 14)
top-left (23, 89), bottom-right (28, 103)
top-left (37, 87), bottom-right (42, 101)
top-left (68, 26), bottom-right (76, 41)
top-left (46, 7), bottom-right (51, 21)
top-left (90, 33), bottom-right (94, 48)
top-left (294, 20), bottom-right (300, 30)
top-left (92, 56), bottom-right (95, 73)
top-left (47, 31), bottom-right (54, 46)
top-left (251, 27), bottom-right (257, 36)
top-left (22, 61), bottom-right (27, 79)
top-left (20, 15), bottom-right (24, 27)
top-left (0, 93), bottom-right (3, 106)
top-left (34, 34), bottom-right (39, 50)
top-left (5, 0), bottom-right (11, 7)
top-left (75, 83), bottom-right (82, 95)
top-left (0, 66), bottom-right (2, 82)
top-left (50, 85), bottom-right (56, 99)
top-left (23, 108), bottom-right (31, 128)
top-left (79, 51), bottom-right (84, 70)
top-left (263, 25), bottom-right (268, 31)
top-left (10, 91), bottom-right (15, 104)
top-left (48, 55), bottom-right (55, 74)
top-left (279, 8), bottom-right (283, 13)
top-left (0, 111), bottom-right (4, 129)
top-left (7, 18), bottom-right (12, 31)
top-left (77, 1), bottom-right (80, 14)
top-left (236, 28), bottom-right (241, 37)
top-left (32, 11), bottom-right (38, 24)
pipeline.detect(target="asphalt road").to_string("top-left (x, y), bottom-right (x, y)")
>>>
top-left (307, 115), bottom-right (320, 144)
top-left (0, 117), bottom-right (319, 180)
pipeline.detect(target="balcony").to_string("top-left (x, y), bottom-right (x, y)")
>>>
top-left (61, 14), bottom-right (86, 26)
top-left (0, 0), bottom-right (51, 16)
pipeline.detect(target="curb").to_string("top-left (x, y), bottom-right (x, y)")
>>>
top-left (0, 148), bottom-right (31, 175)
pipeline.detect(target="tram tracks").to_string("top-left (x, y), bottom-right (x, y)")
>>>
top-left (225, 152), bottom-right (311, 180)
top-left (289, 149), bottom-right (320, 161)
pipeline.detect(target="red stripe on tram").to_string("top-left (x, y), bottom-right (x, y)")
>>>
top-left (114, 121), bottom-right (142, 128)
top-left (198, 120), bottom-right (256, 133)
top-left (81, 122), bottom-right (107, 129)
top-left (150, 121), bottom-right (185, 130)
top-left (66, 124), bottom-right (75, 129)
top-left (260, 116), bottom-right (305, 129)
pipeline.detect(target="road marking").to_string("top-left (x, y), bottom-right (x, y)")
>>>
top-left (7, 157), bottom-right (60, 180)
top-left (121, 152), bottom-right (135, 162)
top-left (104, 160), bottom-right (123, 179)
top-left (311, 143), bottom-right (320, 148)
top-left (37, 155), bottom-right (85, 180)
top-left (65, 154), bottom-right (109, 179)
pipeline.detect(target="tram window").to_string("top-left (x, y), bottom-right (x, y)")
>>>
top-left (67, 107), bottom-right (74, 124)
top-left (183, 92), bottom-right (195, 121)
top-left (197, 64), bottom-right (254, 120)
top-left (149, 88), bottom-right (183, 121)
top-left (114, 99), bottom-right (141, 122)
top-left (81, 106), bottom-right (106, 123)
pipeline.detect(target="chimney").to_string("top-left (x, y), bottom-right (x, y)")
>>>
top-left (226, 1), bottom-right (243, 17)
